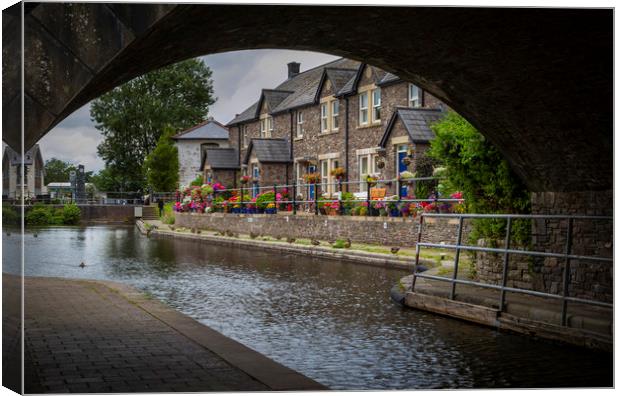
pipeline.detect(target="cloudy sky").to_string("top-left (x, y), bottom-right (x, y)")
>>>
top-left (36, 49), bottom-right (338, 172)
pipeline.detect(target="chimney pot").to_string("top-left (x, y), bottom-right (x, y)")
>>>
top-left (287, 62), bottom-right (301, 79)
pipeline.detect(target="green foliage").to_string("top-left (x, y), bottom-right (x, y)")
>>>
top-left (90, 167), bottom-right (122, 192)
top-left (91, 58), bottom-right (216, 191)
top-left (161, 202), bottom-right (175, 224)
top-left (24, 203), bottom-right (81, 226)
top-left (44, 158), bottom-right (93, 183)
top-left (145, 126), bottom-right (179, 191)
top-left (2, 205), bottom-right (19, 225)
top-left (255, 191), bottom-right (275, 209)
top-left (190, 174), bottom-right (204, 187)
top-left (62, 204), bottom-right (81, 225)
top-left (413, 153), bottom-right (438, 199)
top-left (340, 192), bottom-right (356, 213)
top-left (332, 239), bottom-right (347, 249)
top-left (25, 204), bottom-right (53, 225)
top-left (428, 111), bottom-right (531, 243)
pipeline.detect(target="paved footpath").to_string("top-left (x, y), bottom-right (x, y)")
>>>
top-left (20, 276), bottom-right (326, 393)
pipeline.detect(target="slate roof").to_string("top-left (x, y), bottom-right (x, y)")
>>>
top-left (324, 68), bottom-right (358, 93)
top-left (3, 144), bottom-right (41, 166)
top-left (378, 72), bottom-right (400, 86)
top-left (243, 138), bottom-right (292, 164)
top-left (202, 148), bottom-right (239, 170)
top-left (262, 89), bottom-right (294, 112)
top-left (228, 58), bottom-right (361, 125)
top-left (379, 108), bottom-right (445, 147)
top-left (172, 119), bottom-right (229, 140)
top-left (335, 64), bottom-right (387, 97)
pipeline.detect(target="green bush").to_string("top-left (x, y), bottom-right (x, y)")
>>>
top-left (62, 204), bottom-right (81, 225)
top-left (2, 205), bottom-right (19, 225)
top-left (428, 111), bottom-right (531, 243)
top-left (26, 204), bottom-right (53, 225)
top-left (190, 175), bottom-right (204, 187)
top-left (332, 239), bottom-right (347, 249)
top-left (255, 191), bottom-right (275, 210)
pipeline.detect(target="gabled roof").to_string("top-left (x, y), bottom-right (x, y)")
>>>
top-left (314, 67), bottom-right (358, 102)
top-left (172, 118), bottom-right (229, 140)
top-left (258, 89), bottom-right (294, 115)
top-left (228, 58), bottom-right (361, 124)
top-left (379, 107), bottom-right (445, 148)
top-left (243, 138), bottom-right (292, 164)
top-left (202, 148), bottom-right (239, 170)
top-left (3, 144), bottom-right (42, 166)
top-left (377, 72), bottom-right (400, 86)
top-left (336, 64), bottom-right (388, 97)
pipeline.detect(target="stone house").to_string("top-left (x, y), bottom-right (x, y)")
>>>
top-left (201, 148), bottom-right (239, 188)
top-left (242, 138), bottom-right (291, 196)
top-left (224, 58), bottom-right (447, 198)
top-left (2, 144), bottom-right (46, 199)
top-left (172, 117), bottom-right (229, 187)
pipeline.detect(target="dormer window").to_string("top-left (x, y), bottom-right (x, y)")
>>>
top-left (260, 115), bottom-right (273, 138)
top-left (242, 125), bottom-right (249, 148)
top-left (331, 100), bottom-right (339, 130)
top-left (321, 103), bottom-right (329, 132)
top-left (408, 84), bottom-right (421, 108)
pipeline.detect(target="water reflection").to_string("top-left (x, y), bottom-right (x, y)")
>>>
top-left (5, 226), bottom-right (613, 389)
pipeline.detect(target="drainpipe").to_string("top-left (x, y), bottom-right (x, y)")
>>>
top-left (238, 125), bottom-right (242, 166)
top-left (289, 110), bottom-right (294, 186)
top-left (345, 97), bottom-right (350, 185)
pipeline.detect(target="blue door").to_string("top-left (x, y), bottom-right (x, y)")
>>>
top-left (308, 165), bottom-right (316, 199)
top-left (397, 146), bottom-right (409, 197)
top-left (252, 165), bottom-right (260, 197)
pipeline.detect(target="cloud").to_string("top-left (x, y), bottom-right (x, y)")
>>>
top-left (37, 49), bottom-right (339, 173)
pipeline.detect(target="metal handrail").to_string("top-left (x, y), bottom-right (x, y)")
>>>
top-left (412, 212), bottom-right (613, 328)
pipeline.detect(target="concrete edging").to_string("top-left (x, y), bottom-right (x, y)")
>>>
top-left (86, 278), bottom-right (327, 391)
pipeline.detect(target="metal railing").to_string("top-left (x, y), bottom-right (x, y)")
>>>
top-left (176, 176), bottom-right (462, 216)
top-left (411, 213), bottom-right (613, 328)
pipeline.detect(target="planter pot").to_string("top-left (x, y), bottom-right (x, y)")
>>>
top-left (389, 209), bottom-right (400, 217)
top-left (265, 208), bottom-right (277, 214)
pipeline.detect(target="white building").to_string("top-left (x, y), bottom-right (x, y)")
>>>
top-left (172, 117), bottom-right (229, 188)
top-left (2, 144), bottom-right (46, 199)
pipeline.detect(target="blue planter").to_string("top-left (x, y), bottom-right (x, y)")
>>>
top-left (389, 209), bottom-right (400, 217)
top-left (265, 208), bottom-right (277, 214)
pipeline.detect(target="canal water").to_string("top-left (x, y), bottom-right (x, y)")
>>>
top-left (3, 226), bottom-right (612, 389)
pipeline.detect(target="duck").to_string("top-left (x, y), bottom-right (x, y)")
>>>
top-left (196, 229), bottom-right (201, 234)
top-left (250, 232), bottom-right (259, 239)
top-left (33, 232), bottom-right (38, 238)
top-left (79, 262), bottom-right (86, 268)
top-left (287, 237), bottom-right (296, 244)
top-left (344, 238), bottom-right (352, 249)
top-left (5, 231), bottom-right (10, 236)
top-left (391, 247), bottom-right (400, 254)
top-left (311, 239), bottom-right (320, 246)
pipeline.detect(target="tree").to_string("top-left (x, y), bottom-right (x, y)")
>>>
top-left (144, 126), bottom-right (179, 191)
top-left (91, 58), bottom-right (216, 191)
top-left (428, 111), bottom-right (531, 242)
top-left (89, 167), bottom-right (121, 192)
top-left (44, 158), bottom-right (93, 183)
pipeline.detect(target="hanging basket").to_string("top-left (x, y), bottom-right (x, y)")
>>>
top-left (376, 158), bottom-right (386, 169)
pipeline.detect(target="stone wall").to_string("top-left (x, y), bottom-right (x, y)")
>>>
top-left (472, 239), bottom-right (540, 290)
top-left (175, 212), bottom-right (464, 248)
top-left (531, 190), bottom-right (613, 303)
top-left (23, 204), bottom-right (137, 223)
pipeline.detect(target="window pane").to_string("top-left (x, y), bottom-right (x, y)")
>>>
top-left (373, 89), bottom-right (381, 106)
top-left (332, 100), bottom-right (339, 115)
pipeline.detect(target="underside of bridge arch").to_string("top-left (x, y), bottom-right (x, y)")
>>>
top-left (2, 3), bottom-right (612, 192)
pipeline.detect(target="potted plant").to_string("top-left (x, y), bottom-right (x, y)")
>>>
top-left (376, 157), bottom-right (386, 169)
top-left (330, 167), bottom-right (346, 181)
top-left (365, 174), bottom-right (378, 187)
top-left (387, 196), bottom-right (400, 217)
top-left (239, 175), bottom-right (251, 185)
top-left (304, 172), bottom-right (321, 184)
top-left (265, 202), bottom-right (277, 214)
top-left (399, 171), bottom-right (416, 186)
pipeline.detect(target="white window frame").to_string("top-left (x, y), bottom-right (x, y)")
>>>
top-left (296, 111), bottom-right (304, 138)
top-left (242, 125), bottom-right (248, 148)
top-left (372, 88), bottom-right (381, 123)
top-left (359, 92), bottom-right (369, 125)
top-left (320, 160), bottom-right (329, 192)
top-left (260, 119), bottom-right (266, 138)
top-left (358, 153), bottom-right (378, 191)
top-left (321, 103), bottom-right (329, 132)
top-left (295, 162), bottom-right (303, 194)
top-left (268, 116), bottom-right (273, 136)
top-left (331, 100), bottom-right (339, 131)
top-left (408, 84), bottom-right (421, 108)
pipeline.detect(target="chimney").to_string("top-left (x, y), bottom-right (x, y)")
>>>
top-left (287, 62), bottom-right (300, 79)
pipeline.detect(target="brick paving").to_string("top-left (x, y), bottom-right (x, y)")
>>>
top-left (21, 276), bottom-right (325, 393)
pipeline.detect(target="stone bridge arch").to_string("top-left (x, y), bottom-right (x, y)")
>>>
top-left (2, 3), bottom-right (612, 192)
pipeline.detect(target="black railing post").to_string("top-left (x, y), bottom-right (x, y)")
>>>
top-left (314, 181), bottom-right (318, 215)
top-left (397, 178), bottom-right (402, 203)
top-left (449, 216), bottom-right (464, 300)
top-left (561, 218), bottom-right (574, 326)
top-left (293, 184), bottom-right (297, 215)
top-left (499, 217), bottom-right (513, 312)
top-left (338, 179), bottom-right (344, 215)
top-left (366, 182), bottom-right (370, 217)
